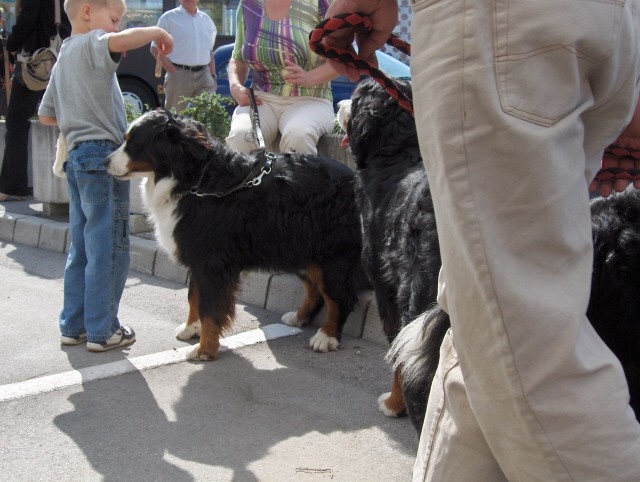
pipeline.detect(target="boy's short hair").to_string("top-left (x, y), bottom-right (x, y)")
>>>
top-left (64, 0), bottom-right (126, 19)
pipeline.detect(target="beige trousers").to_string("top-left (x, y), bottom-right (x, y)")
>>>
top-left (163, 68), bottom-right (217, 112)
top-left (225, 91), bottom-right (334, 155)
top-left (411, 0), bottom-right (640, 480)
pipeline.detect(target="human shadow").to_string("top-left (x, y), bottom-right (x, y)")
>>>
top-left (54, 348), bottom-right (193, 481)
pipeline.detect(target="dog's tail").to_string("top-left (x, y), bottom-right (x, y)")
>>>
top-left (386, 304), bottom-right (451, 433)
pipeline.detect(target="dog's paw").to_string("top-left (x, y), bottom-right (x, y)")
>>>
top-left (281, 311), bottom-right (306, 327)
top-left (309, 329), bottom-right (339, 352)
top-left (175, 320), bottom-right (201, 340)
top-left (378, 392), bottom-right (404, 417)
top-left (185, 343), bottom-right (217, 361)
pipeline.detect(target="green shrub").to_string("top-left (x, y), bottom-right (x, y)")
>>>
top-left (177, 92), bottom-right (234, 141)
top-left (124, 101), bottom-right (140, 124)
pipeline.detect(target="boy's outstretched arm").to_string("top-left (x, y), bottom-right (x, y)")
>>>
top-left (108, 26), bottom-right (173, 56)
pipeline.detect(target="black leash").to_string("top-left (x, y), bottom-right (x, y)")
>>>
top-left (249, 87), bottom-right (266, 149)
top-left (173, 88), bottom-right (277, 199)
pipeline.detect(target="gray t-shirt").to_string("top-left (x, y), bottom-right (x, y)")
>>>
top-left (39, 30), bottom-right (127, 151)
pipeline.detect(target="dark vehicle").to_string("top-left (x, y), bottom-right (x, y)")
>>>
top-left (213, 43), bottom-right (411, 114)
top-left (114, 0), bottom-right (236, 114)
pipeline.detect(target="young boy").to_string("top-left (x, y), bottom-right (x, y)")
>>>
top-left (38, 0), bottom-right (172, 351)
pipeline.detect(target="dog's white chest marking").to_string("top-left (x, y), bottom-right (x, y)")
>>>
top-left (141, 177), bottom-right (180, 260)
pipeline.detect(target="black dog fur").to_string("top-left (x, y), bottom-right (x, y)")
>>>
top-left (345, 79), bottom-right (640, 432)
top-left (342, 78), bottom-right (446, 417)
top-left (106, 110), bottom-right (365, 360)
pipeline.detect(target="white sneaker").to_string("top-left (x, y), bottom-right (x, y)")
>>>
top-left (61, 333), bottom-right (88, 345)
top-left (87, 326), bottom-right (136, 352)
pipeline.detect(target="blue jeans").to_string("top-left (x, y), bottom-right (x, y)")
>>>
top-left (60, 140), bottom-right (130, 342)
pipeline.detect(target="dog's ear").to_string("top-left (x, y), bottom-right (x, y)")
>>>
top-left (348, 78), bottom-right (418, 164)
top-left (162, 114), bottom-right (212, 162)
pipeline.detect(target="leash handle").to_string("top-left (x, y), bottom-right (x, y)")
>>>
top-left (249, 88), bottom-right (266, 149)
top-left (309, 13), bottom-right (413, 116)
top-left (312, 13), bottom-right (639, 184)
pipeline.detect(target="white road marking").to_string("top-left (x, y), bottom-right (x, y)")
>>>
top-left (0, 324), bottom-right (302, 402)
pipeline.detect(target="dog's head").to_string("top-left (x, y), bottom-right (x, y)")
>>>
top-left (106, 110), bottom-right (213, 182)
top-left (338, 78), bottom-right (418, 168)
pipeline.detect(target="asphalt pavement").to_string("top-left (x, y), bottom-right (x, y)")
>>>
top-left (0, 200), bottom-right (418, 481)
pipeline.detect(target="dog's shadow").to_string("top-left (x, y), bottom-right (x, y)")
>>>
top-left (54, 324), bottom-right (416, 480)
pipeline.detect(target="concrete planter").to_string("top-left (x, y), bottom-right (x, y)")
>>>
top-left (30, 121), bottom-right (68, 205)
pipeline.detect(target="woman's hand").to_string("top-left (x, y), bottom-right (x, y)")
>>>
top-left (230, 83), bottom-right (261, 107)
top-left (283, 60), bottom-right (342, 87)
top-left (283, 61), bottom-right (313, 87)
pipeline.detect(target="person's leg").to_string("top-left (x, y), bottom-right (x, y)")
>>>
top-left (0, 80), bottom-right (42, 196)
top-left (163, 70), bottom-right (195, 112)
top-left (59, 147), bottom-right (88, 339)
top-left (278, 97), bottom-right (334, 155)
top-left (413, 329), bottom-right (506, 482)
top-left (225, 95), bottom-right (279, 153)
top-left (412, 0), bottom-right (640, 479)
top-left (193, 69), bottom-right (217, 97)
top-left (72, 141), bottom-right (130, 342)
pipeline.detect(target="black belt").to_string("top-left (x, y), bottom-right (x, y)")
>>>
top-left (172, 63), bottom-right (206, 72)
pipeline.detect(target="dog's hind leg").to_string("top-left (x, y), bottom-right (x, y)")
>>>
top-left (282, 272), bottom-right (324, 327)
top-left (308, 264), bottom-right (357, 353)
top-left (378, 369), bottom-right (407, 417)
top-left (186, 269), bottom-right (239, 361)
top-left (175, 276), bottom-right (201, 340)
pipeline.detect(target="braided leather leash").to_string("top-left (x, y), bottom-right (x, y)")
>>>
top-left (311, 13), bottom-right (640, 183)
top-left (309, 13), bottom-right (414, 116)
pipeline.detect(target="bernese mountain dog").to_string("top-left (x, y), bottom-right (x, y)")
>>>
top-left (105, 110), bottom-right (365, 361)
top-left (340, 78), bottom-right (640, 432)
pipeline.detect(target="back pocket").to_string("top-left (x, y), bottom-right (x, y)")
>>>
top-left (494, 0), bottom-right (625, 126)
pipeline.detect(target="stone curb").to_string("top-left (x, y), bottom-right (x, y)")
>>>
top-left (0, 210), bottom-right (387, 346)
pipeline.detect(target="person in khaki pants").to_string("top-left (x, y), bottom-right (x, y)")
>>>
top-left (151, 0), bottom-right (217, 112)
top-left (325, 0), bottom-right (640, 480)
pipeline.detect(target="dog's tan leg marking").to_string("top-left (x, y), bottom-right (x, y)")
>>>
top-left (186, 317), bottom-right (221, 361)
top-left (175, 279), bottom-right (201, 340)
top-left (186, 278), bottom-right (199, 325)
top-left (307, 266), bottom-right (340, 352)
top-left (378, 369), bottom-right (407, 417)
top-left (282, 272), bottom-right (322, 327)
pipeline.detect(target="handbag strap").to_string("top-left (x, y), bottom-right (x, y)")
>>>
top-left (54, 0), bottom-right (61, 36)
top-left (52, 0), bottom-right (62, 53)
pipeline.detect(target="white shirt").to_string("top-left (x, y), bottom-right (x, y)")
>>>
top-left (154, 6), bottom-right (217, 66)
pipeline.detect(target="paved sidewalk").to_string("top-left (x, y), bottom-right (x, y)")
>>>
top-left (0, 199), bottom-right (387, 346)
top-left (0, 236), bottom-right (417, 480)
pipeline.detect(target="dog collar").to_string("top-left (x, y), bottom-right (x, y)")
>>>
top-left (175, 151), bottom-right (276, 199)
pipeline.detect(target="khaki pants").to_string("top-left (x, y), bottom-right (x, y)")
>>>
top-left (225, 91), bottom-right (334, 155)
top-left (411, 0), bottom-right (640, 480)
top-left (164, 68), bottom-right (217, 112)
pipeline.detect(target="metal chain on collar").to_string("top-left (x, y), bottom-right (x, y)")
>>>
top-left (175, 151), bottom-right (276, 199)
top-left (308, 13), bottom-right (414, 116)
top-left (175, 87), bottom-right (275, 199)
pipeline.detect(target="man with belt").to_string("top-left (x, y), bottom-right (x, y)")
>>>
top-left (151, 0), bottom-right (217, 112)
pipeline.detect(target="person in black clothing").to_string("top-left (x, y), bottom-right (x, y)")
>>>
top-left (0, 0), bottom-right (70, 201)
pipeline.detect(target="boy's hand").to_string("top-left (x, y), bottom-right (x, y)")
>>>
top-left (155, 31), bottom-right (173, 56)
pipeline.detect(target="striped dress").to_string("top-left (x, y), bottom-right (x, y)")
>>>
top-left (232, 0), bottom-right (332, 101)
